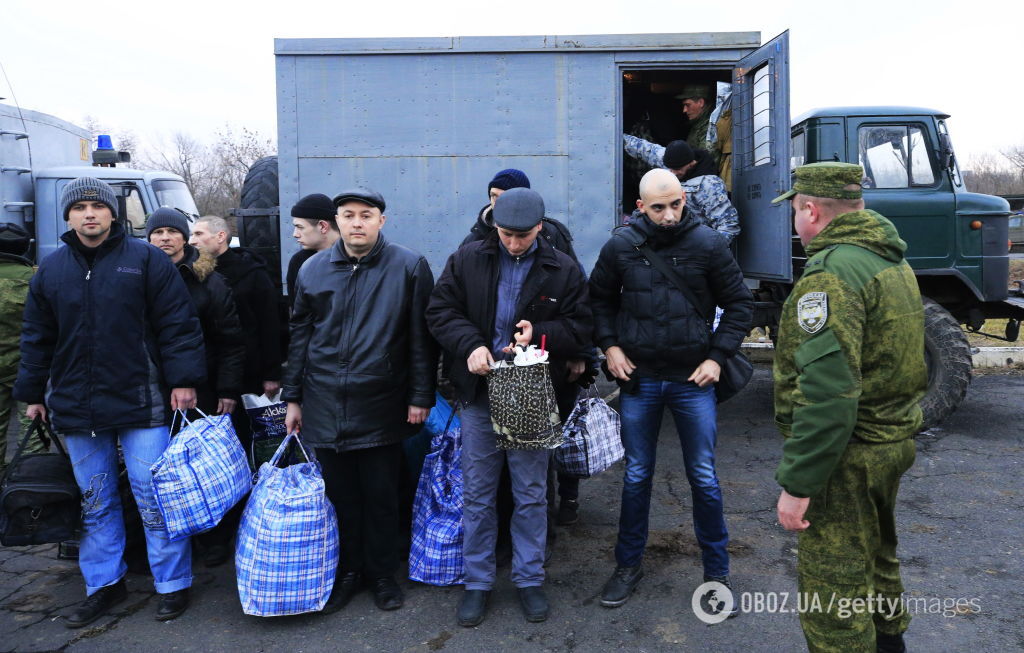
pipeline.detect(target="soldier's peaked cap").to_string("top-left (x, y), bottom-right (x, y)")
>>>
top-left (772, 162), bottom-right (864, 204)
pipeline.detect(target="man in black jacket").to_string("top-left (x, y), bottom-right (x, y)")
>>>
top-left (427, 188), bottom-right (593, 627)
top-left (283, 187), bottom-right (437, 614)
top-left (589, 168), bottom-right (752, 609)
top-left (190, 216), bottom-right (282, 400)
top-left (148, 208), bottom-right (244, 415)
top-left (15, 177), bottom-right (206, 626)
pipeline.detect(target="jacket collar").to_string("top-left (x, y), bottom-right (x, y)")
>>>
top-left (480, 230), bottom-right (561, 269)
top-left (60, 221), bottom-right (127, 253)
top-left (329, 231), bottom-right (388, 265)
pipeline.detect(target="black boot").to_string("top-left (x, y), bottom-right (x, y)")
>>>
top-left (155, 588), bottom-right (190, 621)
top-left (322, 572), bottom-right (362, 614)
top-left (372, 576), bottom-right (404, 611)
top-left (457, 589), bottom-right (490, 627)
top-left (600, 565), bottom-right (644, 608)
top-left (65, 579), bottom-right (128, 629)
top-left (517, 586), bottom-right (549, 622)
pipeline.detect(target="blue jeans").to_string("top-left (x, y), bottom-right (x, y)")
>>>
top-left (63, 426), bottom-right (193, 595)
top-left (614, 377), bottom-right (729, 577)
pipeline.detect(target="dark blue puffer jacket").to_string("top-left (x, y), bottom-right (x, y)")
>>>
top-left (14, 223), bottom-right (206, 432)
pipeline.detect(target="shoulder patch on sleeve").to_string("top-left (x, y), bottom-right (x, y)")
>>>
top-left (797, 292), bottom-right (828, 334)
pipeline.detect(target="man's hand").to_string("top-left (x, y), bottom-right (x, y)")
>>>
top-left (263, 380), bottom-right (281, 397)
top-left (170, 387), bottom-right (197, 411)
top-left (777, 490), bottom-right (811, 531)
top-left (502, 320), bottom-right (535, 353)
top-left (285, 402), bottom-right (302, 434)
top-left (26, 403), bottom-right (47, 423)
top-left (467, 346), bottom-right (495, 376)
top-left (688, 359), bottom-right (721, 387)
top-left (216, 398), bottom-right (237, 415)
top-left (604, 346), bottom-right (636, 381)
top-left (566, 359), bottom-right (586, 382)
top-left (408, 405), bottom-right (431, 424)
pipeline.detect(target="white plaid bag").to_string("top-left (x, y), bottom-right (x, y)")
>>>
top-left (235, 433), bottom-right (338, 617)
top-left (555, 387), bottom-right (624, 479)
top-left (150, 409), bottom-right (252, 541)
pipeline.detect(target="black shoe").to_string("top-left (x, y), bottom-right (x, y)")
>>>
top-left (203, 544), bottom-right (230, 568)
top-left (456, 589), bottom-right (490, 627)
top-left (322, 572), bottom-right (362, 614)
top-left (65, 580), bottom-right (128, 628)
top-left (600, 565), bottom-right (644, 608)
top-left (517, 586), bottom-right (549, 623)
top-left (556, 499), bottom-right (579, 526)
top-left (155, 588), bottom-right (189, 621)
top-left (876, 632), bottom-right (907, 653)
top-left (372, 576), bottom-right (404, 611)
top-left (703, 575), bottom-right (739, 618)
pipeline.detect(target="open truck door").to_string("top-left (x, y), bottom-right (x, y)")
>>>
top-left (732, 31), bottom-right (792, 282)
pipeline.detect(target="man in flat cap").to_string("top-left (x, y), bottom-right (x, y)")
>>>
top-left (622, 136), bottom-right (739, 242)
top-left (427, 187), bottom-right (593, 627)
top-left (772, 163), bottom-right (926, 653)
top-left (286, 193), bottom-right (340, 305)
top-left (284, 187), bottom-right (437, 614)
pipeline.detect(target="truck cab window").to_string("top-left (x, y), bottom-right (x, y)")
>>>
top-left (791, 131), bottom-right (805, 169)
top-left (858, 124), bottom-right (935, 189)
top-left (122, 186), bottom-right (147, 237)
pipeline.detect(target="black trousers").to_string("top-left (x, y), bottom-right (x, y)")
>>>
top-left (317, 443), bottom-right (403, 579)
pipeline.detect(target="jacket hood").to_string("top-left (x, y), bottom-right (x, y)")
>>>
top-left (805, 209), bottom-right (907, 262)
top-left (178, 244), bottom-right (218, 282)
top-left (216, 246), bottom-right (268, 275)
top-left (0, 252), bottom-right (33, 267)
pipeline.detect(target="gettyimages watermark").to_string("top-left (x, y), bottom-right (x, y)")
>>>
top-left (690, 582), bottom-right (982, 625)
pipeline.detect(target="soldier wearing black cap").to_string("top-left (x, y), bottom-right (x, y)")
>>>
top-left (286, 193), bottom-right (340, 305)
top-left (0, 223), bottom-right (44, 476)
top-left (427, 187), bottom-right (594, 627)
top-left (283, 186), bottom-right (437, 614)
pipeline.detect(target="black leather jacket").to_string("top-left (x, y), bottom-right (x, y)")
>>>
top-left (282, 234), bottom-right (438, 451)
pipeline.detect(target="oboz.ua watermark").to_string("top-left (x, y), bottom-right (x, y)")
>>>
top-left (691, 583), bottom-right (981, 624)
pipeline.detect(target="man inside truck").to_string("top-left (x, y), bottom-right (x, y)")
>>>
top-left (678, 85), bottom-right (714, 157)
top-left (622, 136), bottom-right (739, 243)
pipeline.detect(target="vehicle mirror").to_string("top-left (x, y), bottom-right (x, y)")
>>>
top-left (938, 132), bottom-right (955, 170)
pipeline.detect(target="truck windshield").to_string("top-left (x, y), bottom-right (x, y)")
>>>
top-left (152, 179), bottom-right (199, 217)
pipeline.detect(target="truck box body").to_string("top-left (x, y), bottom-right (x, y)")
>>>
top-left (274, 32), bottom-right (792, 279)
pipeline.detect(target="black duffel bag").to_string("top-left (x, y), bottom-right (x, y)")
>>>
top-left (0, 417), bottom-right (80, 546)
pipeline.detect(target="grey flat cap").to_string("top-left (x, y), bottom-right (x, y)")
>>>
top-left (492, 187), bottom-right (545, 231)
top-left (332, 187), bottom-right (386, 212)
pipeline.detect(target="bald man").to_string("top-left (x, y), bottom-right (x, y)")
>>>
top-left (589, 168), bottom-right (753, 609)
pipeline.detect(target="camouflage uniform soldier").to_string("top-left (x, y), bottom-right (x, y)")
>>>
top-left (676, 85), bottom-right (714, 157)
top-left (0, 224), bottom-right (44, 474)
top-left (772, 163), bottom-right (926, 653)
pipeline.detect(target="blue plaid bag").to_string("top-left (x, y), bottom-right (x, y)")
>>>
top-left (150, 409), bottom-right (252, 541)
top-left (408, 401), bottom-right (464, 586)
top-left (235, 433), bottom-right (338, 617)
top-left (555, 386), bottom-right (623, 479)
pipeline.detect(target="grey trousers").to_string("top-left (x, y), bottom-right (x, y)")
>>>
top-left (460, 398), bottom-right (549, 590)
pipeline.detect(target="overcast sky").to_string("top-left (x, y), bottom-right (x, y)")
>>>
top-left (3, 0), bottom-right (1019, 163)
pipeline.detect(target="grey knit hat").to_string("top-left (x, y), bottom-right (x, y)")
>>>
top-left (145, 207), bottom-right (191, 240)
top-left (61, 177), bottom-right (118, 221)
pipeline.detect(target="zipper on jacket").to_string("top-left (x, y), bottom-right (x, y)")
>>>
top-left (85, 270), bottom-right (91, 280)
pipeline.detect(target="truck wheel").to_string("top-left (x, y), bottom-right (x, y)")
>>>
top-left (920, 298), bottom-right (972, 430)
top-left (238, 156), bottom-right (279, 249)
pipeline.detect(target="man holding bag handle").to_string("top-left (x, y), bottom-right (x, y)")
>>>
top-left (14, 177), bottom-right (207, 626)
top-left (427, 187), bottom-right (593, 626)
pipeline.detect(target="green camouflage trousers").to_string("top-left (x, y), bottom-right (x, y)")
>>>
top-left (797, 438), bottom-right (916, 653)
top-left (0, 379), bottom-right (42, 476)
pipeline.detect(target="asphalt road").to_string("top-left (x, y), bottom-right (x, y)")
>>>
top-left (0, 367), bottom-right (1021, 652)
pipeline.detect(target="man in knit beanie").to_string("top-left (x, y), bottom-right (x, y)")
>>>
top-left (286, 193), bottom-right (340, 303)
top-left (14, 176), bottom-right (205, 626)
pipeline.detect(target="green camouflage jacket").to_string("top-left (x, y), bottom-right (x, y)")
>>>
top-left (773, 209), bottom-right (926, 498)
top-left (0, 254), bottom-right (34, 383)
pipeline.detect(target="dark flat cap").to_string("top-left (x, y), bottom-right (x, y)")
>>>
top-left (332, 187), bottom-right (386, 212)
top-left (493, 187), bottom-right (545, 231)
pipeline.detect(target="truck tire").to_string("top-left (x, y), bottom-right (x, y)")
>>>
top-left (240, 155), bottom-right (279, 210)
top-left (920, 298), bottom-right (972, 430)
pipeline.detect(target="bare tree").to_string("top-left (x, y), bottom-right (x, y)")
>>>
top-left (962, 152), bottom-right (1024, 196)
top-left (1000, 144), bottom-right (1024, 173)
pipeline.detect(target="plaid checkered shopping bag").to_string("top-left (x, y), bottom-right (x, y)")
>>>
top-left (409, 400), bottom-right (464, 586)
top-left (235, 433), bottom-right (338, 617)
top-left (150, 409), bottom-right (252, 541)
top-left (555, 386), bottom-right (624, 479)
